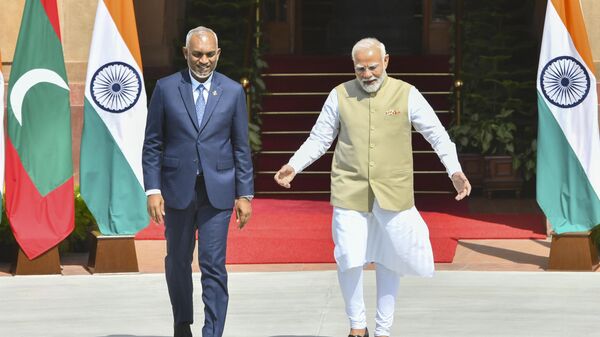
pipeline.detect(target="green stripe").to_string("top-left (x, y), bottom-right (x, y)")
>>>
top-left (536, 92), bottom-right (600, 233)
top-left (7, 0), bottom-right (72, 196)
top-left (80, 99), bottom-right (149, 235)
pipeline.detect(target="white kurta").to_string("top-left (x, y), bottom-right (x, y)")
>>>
top-left (288, 83), bottom-right (462, 275)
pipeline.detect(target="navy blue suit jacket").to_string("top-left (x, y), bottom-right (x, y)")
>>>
top-left (143, 70), bottom-right (254, 210)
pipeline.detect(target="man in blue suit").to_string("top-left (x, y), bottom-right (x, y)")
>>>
top-left (142, 26), bottom-right (254, 337)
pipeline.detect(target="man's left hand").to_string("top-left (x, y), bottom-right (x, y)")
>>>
top-left (235, 198), bottom-right (252, 229)
top-left (451, 172), bottom-right (471, 201)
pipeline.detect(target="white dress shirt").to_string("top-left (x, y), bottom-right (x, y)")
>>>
top-left (288, 85), bottom-right (462, 177)
top-left (190, 70), bottom-right (212, 105)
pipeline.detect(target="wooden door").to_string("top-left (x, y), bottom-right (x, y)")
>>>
top-left (264, 0), bottom-right (297, 54)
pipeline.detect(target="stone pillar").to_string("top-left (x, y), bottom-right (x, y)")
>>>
top-left (581, 0), bottom-right (600, 76)
top-left (580, 0), bottom-right (600, 125)
top-left (59, 0), bottom-right (97, 184)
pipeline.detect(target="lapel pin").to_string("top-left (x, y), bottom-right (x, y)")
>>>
top-left (212, 90), bottom-right (218, 96)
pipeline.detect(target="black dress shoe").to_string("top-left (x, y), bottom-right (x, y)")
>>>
top-left (174, 323), bottom-right (192, 337)
top-left (348, 327), bottom-right (369, 337)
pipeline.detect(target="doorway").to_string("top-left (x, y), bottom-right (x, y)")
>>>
top-left (263, 0), bottom-right (453, 55)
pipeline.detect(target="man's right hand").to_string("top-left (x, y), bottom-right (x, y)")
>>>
top-left (147, 194), bottom-right (165, 224)
top-left (274, 164), bottom-right (297, 189)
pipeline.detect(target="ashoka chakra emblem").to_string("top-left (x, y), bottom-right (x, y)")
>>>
top-left (540, 56), bottom-right (590, 108)
top-left (90, 61), bottom-right (142, 113)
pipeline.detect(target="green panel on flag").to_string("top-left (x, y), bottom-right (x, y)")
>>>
top-left (536, 94), bottom-right (600, 233)
top-left (81, 99), bottom-right (149, 235)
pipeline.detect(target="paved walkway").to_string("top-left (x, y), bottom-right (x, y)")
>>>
top-left (1, 270), bottom-right (599, 337)
top-left (2, 197), bottom-right (598, 336)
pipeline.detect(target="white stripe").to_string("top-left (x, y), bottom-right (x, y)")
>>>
top-left (536, 2), bottom-right (600, 198)
top-left (84, 0), bottom-right (146, 187)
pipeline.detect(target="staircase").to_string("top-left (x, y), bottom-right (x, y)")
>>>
top-left (255, 55), bottom-right (455, 199)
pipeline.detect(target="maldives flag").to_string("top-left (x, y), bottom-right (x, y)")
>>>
top-left (6, 0), bottom-right (74, 259)
top-left (536, 0), bottom-right (600, 233)
top-left (0, 50), bottom-right (5, 207)
top-left (80, 0), bottom-right (149, 235)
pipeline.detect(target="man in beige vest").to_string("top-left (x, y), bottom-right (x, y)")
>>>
top-left (274, 38), bottom-right (471, 337)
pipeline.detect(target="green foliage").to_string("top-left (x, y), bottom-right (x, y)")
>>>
top-left (0, 204), bottom-right (13, 248)
top-left (0, 188), bottom-right (97, 259)
top-left (65, 187), bottom-right (97, 253)
top-left (185, 0), bottom-right (254, 81)
top-left (247, 29), bottom-right (267, 153)
top-left (450, 0), bottom-right (538, 180)
top-left (184, 0), bottom-right (266, 153)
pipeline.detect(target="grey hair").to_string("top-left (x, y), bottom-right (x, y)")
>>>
top-left (185, 26), bottom-right (219, 47)
top-left (351, 38), bottom-right (386, 62)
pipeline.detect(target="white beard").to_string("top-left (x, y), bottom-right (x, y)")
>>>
top-left (358, 72), bottom-right (386, 93)
top-left (190, 59), bottom-right (219, 80)
top-left (192, 69), bottom-right (213, 80)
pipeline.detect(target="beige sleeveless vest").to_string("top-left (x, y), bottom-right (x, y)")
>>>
top-left (331, 76), bottom-right (414, 212)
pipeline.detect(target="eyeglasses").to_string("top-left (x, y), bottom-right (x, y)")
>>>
top-left (354, 64), bottom-right (379, 73)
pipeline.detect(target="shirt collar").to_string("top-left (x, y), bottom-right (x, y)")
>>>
top-left (189, 70), bottom-right (213, 91)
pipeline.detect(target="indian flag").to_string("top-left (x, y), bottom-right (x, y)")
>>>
top-left (80, 0), bottom-right (149, 235)
top-left (536, 0), bottom-right (600, 233)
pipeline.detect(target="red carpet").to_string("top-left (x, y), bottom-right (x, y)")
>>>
top-left (136, 198), bottom-right (546, 263)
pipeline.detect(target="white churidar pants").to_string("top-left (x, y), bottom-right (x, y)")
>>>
top-left (333, 199), bottom-right (434, 335)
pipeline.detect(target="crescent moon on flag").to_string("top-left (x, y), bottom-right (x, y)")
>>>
top-left (9, 68), bottom-right (70, 126)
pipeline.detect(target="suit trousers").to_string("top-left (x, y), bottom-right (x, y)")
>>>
top-left (164, 175), bottom-right (232, 337)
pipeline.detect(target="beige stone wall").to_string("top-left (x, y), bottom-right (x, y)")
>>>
top-left (1, 0), bottom-right (183, 80)
top-left (59, 0), bottom-right (97, 82)
top-left (581, 0), bottom-right (600, 77)
top-left (1, 0), bottom-right (96, 81)
top-left (0, 0), bottom-right (25, 66)
top-left (0, 0), bottom-right (184, 182)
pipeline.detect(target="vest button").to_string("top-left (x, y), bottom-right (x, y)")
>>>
top-left (370, 144), bottom-right (375, 148)
top-left (369, 161), bottom-right (375, 167)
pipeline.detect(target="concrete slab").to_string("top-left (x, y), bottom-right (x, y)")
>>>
top-left (1, 271), bottom-right (599, 337)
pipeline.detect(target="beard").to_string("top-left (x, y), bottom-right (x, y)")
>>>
top-left (190, 60), bottom-right (219, 80)
top-left (358, 71), bottom-right (387, 93)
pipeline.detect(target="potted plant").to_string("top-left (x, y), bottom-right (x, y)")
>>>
top-left (592, 225), bottom-right (600, 257)
top-left (477, 108), bottom-right (522, 198)
top-left (452, 0), bottom-right (538, 197)
top-left (449, 112), bottom-right (485, 190)
top-left (0, 209), bottom-right (16, 263)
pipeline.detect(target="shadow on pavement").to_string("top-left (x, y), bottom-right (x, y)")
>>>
top-left (100, 335), bottom-right (169, 337)
top-left (459, 240), bottom-right (548, 268)
top-left (270, 335), bottom-right (332, 337)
